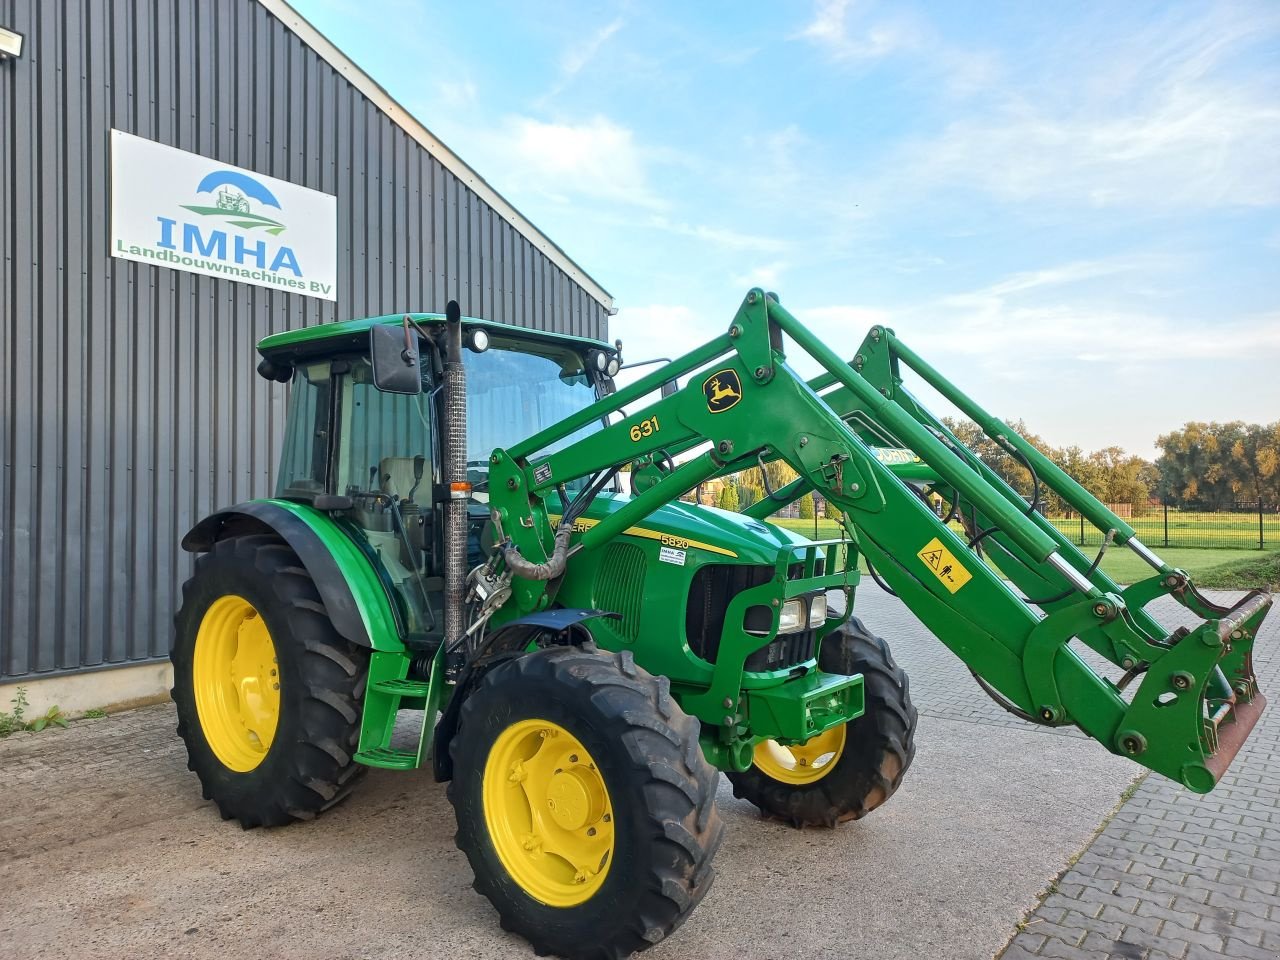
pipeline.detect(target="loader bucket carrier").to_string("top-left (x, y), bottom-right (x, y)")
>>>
top-left (488, 289), bottom-right (1270, 794)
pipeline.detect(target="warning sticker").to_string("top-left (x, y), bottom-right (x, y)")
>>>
top-left (533, 462), bottom-right (552, 485)
top-left (659, 546), bottom-right (687, 566)
top-left (916, 537), bottom-right (972, 594)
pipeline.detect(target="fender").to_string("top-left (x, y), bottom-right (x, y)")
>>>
top-left (181, 499), bottom-right (404, 653)
top-left (431, 608), bottom-right (620, 781)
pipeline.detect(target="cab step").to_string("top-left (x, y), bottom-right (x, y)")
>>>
top-left (369, 676), bottom-right (432, 697)
top-left (353, 650), bottom-right (446, 772)
top-left (353, 746), bottom-right (420, 770)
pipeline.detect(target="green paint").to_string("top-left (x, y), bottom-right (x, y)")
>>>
top-left (228, 290), bottom-right (1269, 788)
top-left (485, 288), bottom-right (1270, 791)
top-left (246, 499), bottom-right (406, 653)
top-left (257, 312), bottom-right (616, 358)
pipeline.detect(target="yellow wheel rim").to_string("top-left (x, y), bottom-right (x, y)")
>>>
top-left (482, 718), bottom-right (614, 907)
top-left (193, 595), bottom-right (281, 773)
top-left (753, 724), bottom-right (847, 785)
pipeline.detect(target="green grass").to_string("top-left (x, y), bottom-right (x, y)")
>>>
top-left (1046, 510), bottom-right (1276, 550)
top-left (1195, 551), bottom-right (1280, 590)
top-left (770, 518), bottom-right (1276, 586)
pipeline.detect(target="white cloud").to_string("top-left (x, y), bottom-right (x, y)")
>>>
top-left (794, 0), bottom-right (919, 62)
top-left (435, 79), bottom-right (477, 110)
top-left (870, 257), bottom-right (1280, 375)
top-left (781, 270), bottom-right (1280, 455)
top-left (785, 251), bottom-right (1280, 378)
top-left (961, 257), bottom-right (1158, 300)
top-left (645, 216), bottom-right (788, 254)
top-left (730, 262), bottom-right (788, 290)
top-left (610, 304), bottom-right (729, 407)
top-left (561, 18), bottom-right (624, 77)
top-left (875, 7), bottom-right (1280, 212)
top-left (900, 91), bottom-right (1280, 210)
top-left (499, 115), bottom-right (665, 209)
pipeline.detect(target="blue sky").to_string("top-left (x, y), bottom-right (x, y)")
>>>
top-left (293, 0), bottom-right (1279, 457)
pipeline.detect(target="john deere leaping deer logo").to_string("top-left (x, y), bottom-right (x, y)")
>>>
top-left (181, 170), bottom-right (288, 236)
top-left (702, 369), bottom-right (743, 413)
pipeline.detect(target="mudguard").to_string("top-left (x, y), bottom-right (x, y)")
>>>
top-left (181, 499), bottom-right (404, 653)
top-left (431, 608), bottom-right (620, 781)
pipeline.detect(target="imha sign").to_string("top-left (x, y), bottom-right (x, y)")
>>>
top-left (111, 130), bottom-right (339, 300)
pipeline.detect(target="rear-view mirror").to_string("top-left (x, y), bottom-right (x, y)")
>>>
top-left (370, 323), bottom-right (421, 395)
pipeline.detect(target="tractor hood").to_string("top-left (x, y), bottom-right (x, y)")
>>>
top-left (569, 491), bottom-right (815, 566)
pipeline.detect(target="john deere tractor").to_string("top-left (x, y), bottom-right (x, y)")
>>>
top-left (172, 291), bottom-right (1269, 959)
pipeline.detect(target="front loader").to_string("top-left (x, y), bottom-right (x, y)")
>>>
top-left (171, 291), bottom-right (1269, 960)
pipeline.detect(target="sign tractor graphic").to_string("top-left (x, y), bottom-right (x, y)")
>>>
top-left (215, 188), bottom-right (251, 214)
top-left (183, 170), bottom-right (288, 236)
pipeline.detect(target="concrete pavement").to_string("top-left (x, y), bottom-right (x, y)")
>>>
top-left (5, 587), bottom-right (1245, 960)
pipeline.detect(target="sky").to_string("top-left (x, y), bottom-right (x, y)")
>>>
top-left (292, 0), bottom-right (1280, 458)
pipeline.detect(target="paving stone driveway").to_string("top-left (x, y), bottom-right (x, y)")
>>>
top-left (0, 586), bottom-right (1272, 959)
top-left (995, 593), bottom-right (1278, 960)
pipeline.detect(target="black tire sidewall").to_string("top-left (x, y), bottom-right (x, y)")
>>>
top-left (450, 648), bottom-right (722, 958)
top-left (727, 618), bottom-right (916, 825)
top-left (453, 665), bottom-right (657, 945)
top-left (172, 539), bottom-right (336, 815)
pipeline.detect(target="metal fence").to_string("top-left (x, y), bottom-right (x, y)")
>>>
top-left (1044, 502), bottom-right (1278, 551)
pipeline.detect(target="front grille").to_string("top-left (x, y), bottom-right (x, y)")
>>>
top-left (685, 561), bottom-right (820, 671)
top-left (744, 629), bottom-right (818, 672)
top-left (685, 564), bottom-right (773, 663)
top-left (787, 558), bottom-right (826, 579)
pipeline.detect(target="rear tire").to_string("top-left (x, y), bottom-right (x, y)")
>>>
top-left (171, 534), bottom-right (369, 828)
top-left (727, 617), bottom-right (916, 827)
top-left (449, 646), bottom-right (723, 960)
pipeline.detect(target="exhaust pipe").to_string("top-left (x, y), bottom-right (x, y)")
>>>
top-left (443, 301), bottom-right (469, 660)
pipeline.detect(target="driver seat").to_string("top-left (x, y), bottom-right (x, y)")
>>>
top-left (379, 456), bottom-right (429, 504)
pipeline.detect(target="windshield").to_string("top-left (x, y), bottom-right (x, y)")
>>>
top-left (466, 335), bottom-right (600, 489)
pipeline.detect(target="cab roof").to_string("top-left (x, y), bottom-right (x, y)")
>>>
top-left (257, 312), bottom-right (615, 362)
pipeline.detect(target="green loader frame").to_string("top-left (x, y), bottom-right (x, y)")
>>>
top-left (487, 288), bottom-right (1268, 793)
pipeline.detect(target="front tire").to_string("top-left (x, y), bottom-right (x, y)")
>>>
top-left (449, 646), bottom-right (723, 960)
top-left (171, 534), bottom-right (369, 828)
top-left (727, 617), bottom-right (916, 827)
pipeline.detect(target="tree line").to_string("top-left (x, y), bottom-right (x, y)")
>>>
top-left (705, 419), bottom-right (1279, 516)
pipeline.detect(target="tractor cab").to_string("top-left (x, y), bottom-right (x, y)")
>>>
top-left (255, 313), bottom-right (620, 648)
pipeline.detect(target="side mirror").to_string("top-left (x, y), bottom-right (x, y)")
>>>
top-left (370, 323), bottom-right (421, 395)
top-left (660, 379), bottom-right (679, 399)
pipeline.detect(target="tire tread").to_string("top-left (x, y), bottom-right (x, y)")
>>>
top-left (448, 646), bottom-right (723, 960)
top-left (170, 534), bottom-right (369, 828)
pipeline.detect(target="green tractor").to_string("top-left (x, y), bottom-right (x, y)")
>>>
top-left (172, 291), bottom-right (1269, 959)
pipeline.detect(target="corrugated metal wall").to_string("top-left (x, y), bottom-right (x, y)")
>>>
top-left (0, 0), bottom-right (610, 680)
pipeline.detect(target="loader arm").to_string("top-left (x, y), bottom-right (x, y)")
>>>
top-left (486, 289), bottom-right (1269, 793)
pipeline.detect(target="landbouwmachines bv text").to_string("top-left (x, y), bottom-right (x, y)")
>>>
top-left (172, 290), bottom-right (1269, 959)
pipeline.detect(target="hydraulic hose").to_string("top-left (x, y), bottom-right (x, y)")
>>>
top-left (500, 523), bottom-right (574, 581)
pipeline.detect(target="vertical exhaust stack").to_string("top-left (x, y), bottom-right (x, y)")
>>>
top-left (443, 301), bottom-right (469, 662)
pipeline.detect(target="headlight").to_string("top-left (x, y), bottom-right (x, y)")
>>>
top-left (606, 356), bottom-right (621, 377)
top-left (808, 593), bottom-right (828, 627)
top-left (466, 328), bottom-right (489, 353)
top-left (778, 599), bottom-right (806, 634)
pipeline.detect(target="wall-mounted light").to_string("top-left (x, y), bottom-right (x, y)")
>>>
top-left (0, 27), bottom-right (23, 59)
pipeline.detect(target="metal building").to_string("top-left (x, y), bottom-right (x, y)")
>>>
top-left (0, 0), bottom-right (612, 700)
